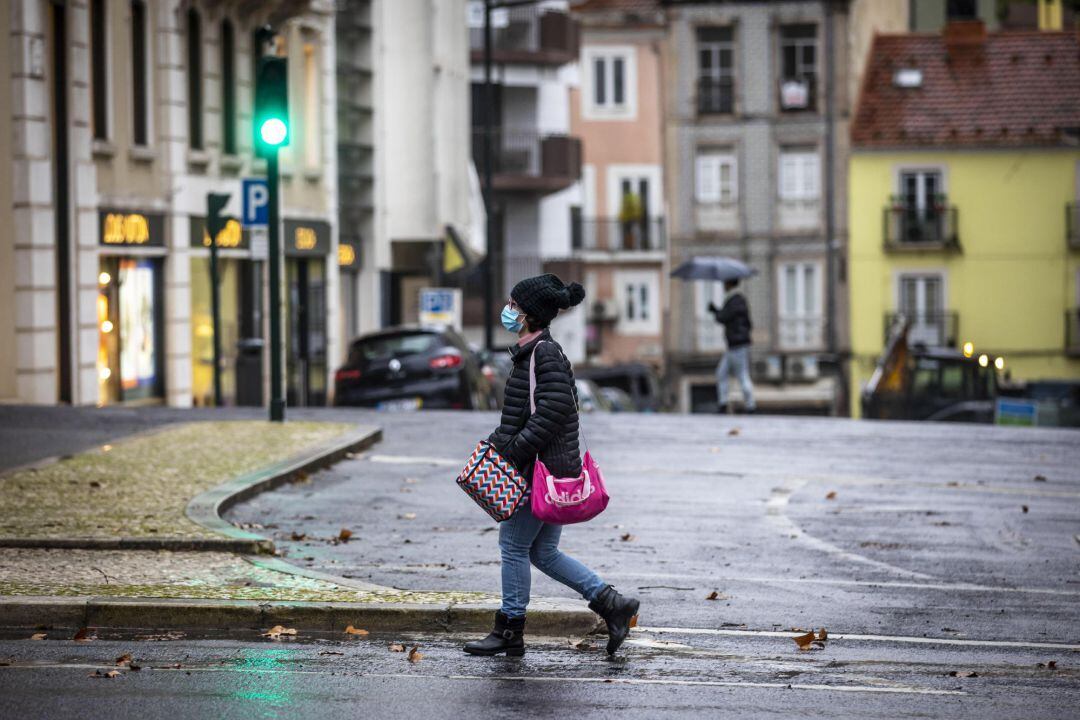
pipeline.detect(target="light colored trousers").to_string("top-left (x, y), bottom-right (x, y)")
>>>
top-left (716, 345), bottom-right (756, 410)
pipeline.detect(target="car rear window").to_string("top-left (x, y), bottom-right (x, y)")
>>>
top-left (352, 333), bottom-right (439, 361)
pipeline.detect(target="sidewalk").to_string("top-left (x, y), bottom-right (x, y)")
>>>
top-left (0, 411), bottom-right (596, 636)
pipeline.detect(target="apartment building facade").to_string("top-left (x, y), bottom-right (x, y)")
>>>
top-left (660, 0), bottom-right (903, 414)
top-left (0, 0), bottom-right (338, 407)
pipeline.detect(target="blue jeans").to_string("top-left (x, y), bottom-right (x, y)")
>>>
top-left (499, 504), bottom-right (607, 618)
top-left (717, 345), bottom-right (755, 410)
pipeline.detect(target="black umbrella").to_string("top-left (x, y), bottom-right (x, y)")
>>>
top-left (670, 256), bottom-right (758, 282)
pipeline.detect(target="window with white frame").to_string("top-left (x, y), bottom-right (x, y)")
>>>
top-left (583, 46), bottom-right (637, 120)
top-left (695, 281), bottom-right (728, 352)
top-left (615, 270), bottom-right (660, 335)
top-left (695, 151), bottom-right (737, 204)
top-left (778, 149), bottom-right (820, 201)
top-left (777, 261), bottom-right (822, 350)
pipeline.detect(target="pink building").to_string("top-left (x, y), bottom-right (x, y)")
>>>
top-left (570, 0), bottom-right (667, 374)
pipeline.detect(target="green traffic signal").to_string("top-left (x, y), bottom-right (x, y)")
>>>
top-left (254, 56), bottom-right (289, 154)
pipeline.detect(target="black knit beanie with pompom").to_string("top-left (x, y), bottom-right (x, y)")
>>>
top-left (510, 273), bottom-right (586, 328)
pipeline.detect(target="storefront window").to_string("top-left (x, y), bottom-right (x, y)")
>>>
top-left (97, 257), bottom-right (162, 404)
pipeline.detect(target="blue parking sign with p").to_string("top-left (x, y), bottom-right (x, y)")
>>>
top-left (242, 178), bottom-right (269, 228)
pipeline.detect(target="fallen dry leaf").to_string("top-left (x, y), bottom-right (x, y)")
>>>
top-left (728, 428), bottom-right (740, 437)
top-left (1033, 474), bottom-right (1047, 482)
top-left (388, 643), bottom-right (406, 652)
top-left (708, 446), bottom-right (721, 454)
top-left (570, 638), bottom-right (593, 650)
top-left (1022, 505), bottom-right (1029, 513)
top-left (620, 533), bottom-right (635, 542)
top-left (399, 513), bottom-right (416, 521)
top-left (629, 614), bottom-right (638, 629)
top-left (339, 528), bottom-right (353, 542)
top-left (1049, 660), bottom-right (1058, 669)
top-left (290, 531), bottom-right (307, 541)
top-left (88, 669), bottom-right (121, 679)
top-left (407, 646), bottom-right (424, 663)
top-left (344, 625), bottom-right (369, 636)
top-left (948, 670), bottom-right (978, 678)
top-left (403, 477), bottom-right (418, 484)
top-left (793, 631), bottom-right (816, 650)
top-left (30, 633), bottom-right (46, 640)
top-left (706, 591), bottom-right (720, 601)
top-left (115, 653), bottom-right (132, 667)
top-left (319, 651), bottom-right (345, 656)
top-left (73, 627), bottom-right (94, 642)
top-left (261, 625), bottom-right (297, 638)
top-left (825, 491), bottom-right (837, 500)
top-left (817, 628), bottom-right (828, 641)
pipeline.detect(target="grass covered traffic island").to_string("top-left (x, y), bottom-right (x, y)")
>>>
top-left (0, 421), bottom-right (353, 542)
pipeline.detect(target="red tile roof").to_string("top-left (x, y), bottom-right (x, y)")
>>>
top-left (851, 29), bottom-right (1080, 149)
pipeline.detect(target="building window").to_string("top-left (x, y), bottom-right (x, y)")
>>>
top-left (616, 271), bottom-right (660, 335)
top-left (777, 261), bottom-right (822, 350)
top-left (91, 0), bottom-right (108, 140)
top-left (695, 151), bottom-right (737, 204)
top-left (583, 46), bottom-right (636, 120)
top-left (947, 0), bottom-right (978, 20)
top-left (303, 40), bottom-right (321, 170)
top-left (697, 27), bottom-right (734, 114)
top-left (779, 25), bottom-right (816, 111)
top-left (187, 8), bottom-right (203, 150)
top-left (898, 273), bottom-right (948, 347)
top-left (221, 19), bottom-right (236, 155)
top-left (778, 149), bottom-right (820, 201)
top-left (130, 0), bottom-right (148, 146)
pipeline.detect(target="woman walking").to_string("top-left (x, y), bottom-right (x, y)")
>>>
top-left (464, 274), bottom-right (640, 658)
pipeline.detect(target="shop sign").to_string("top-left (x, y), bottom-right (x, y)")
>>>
top-left (99, 209), bottom-right (165, 247)
top-left (189, 216), bottom-right (250, 250)
top-left (338, 240), bottom-right (359, 269)
top-left (419, 287), bottom-right (462, 331)
top-left (284, 219), bottom-right (330, 257)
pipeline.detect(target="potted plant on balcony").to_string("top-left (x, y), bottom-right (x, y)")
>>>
top-left (618, 191), bottom-right (644, 251)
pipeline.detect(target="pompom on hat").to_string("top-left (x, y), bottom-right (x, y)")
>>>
top-left (510, 274), bottom-right (586, 327)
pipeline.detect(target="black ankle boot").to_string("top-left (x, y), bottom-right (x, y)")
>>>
top-left (589, 585), bottom-right (640, 655)
top-left (463, 611), bottom-right (526, 657)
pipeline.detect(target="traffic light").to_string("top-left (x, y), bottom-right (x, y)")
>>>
top-left (206, 193), bottom-right (231, 243)
top-left (254, 56), bottom-right (289, 155)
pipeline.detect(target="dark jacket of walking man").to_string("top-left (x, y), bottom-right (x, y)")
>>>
top-left (707, 279), bottom-right (756, 414)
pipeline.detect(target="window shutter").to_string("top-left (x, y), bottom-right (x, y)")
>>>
top-left (802, 152), bottom-right (820, 199)
top-left (779, 154), bottom-right (797, 199)
top-left (695, 154), bottom-right (721, 203)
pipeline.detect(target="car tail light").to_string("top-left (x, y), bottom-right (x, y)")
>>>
top-left (429, 354), bottom-right (463, 370)
top-left (336, 368), bottom-right (362, 382)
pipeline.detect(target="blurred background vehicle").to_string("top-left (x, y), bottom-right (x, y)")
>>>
top-left (473, 346), bottom-right (513, 409)
top-left (575, 378), bottom-right (613, 413)
top-left (334, 327), bottom-right (495, 410)
top-left (598, 386), bottom-right (635, 412)
top-left (575, 363), bottom-right (660, 412)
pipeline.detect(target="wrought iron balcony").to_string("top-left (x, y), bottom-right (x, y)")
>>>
top-left (884, 311), bottom-right (959, 348)
top-left (697, 77), bottom-right (734, 115)
top-left (472, 128), bottom-right (582, 194)
top-left (469, 5), bottom-right (578, 66)
top-left (571, 217), bottom-right (666, 252)
top-left (883, 202), bottom-right (960, 251)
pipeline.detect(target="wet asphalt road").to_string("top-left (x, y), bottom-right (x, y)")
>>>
top-left (2, 407), bottom-right (1079, 716)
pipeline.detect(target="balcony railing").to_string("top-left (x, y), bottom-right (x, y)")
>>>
top-left (884, 311), bottom-right (959, 348)
top-left (883, 203), bottom-right (960, 251)
top-left (472, 128), bottom-right (581, 194)
top-left (778, 75), bottom-right (816, 112)
top-left (697, 77), bottom-right (734, 115)
top-left (777, 315), bottom-right (824, 351)
top-left (468, 5), bottom-right (578, 65)
top-left (1068, 202), bottom-right (1080, 250)
top-left (1067, 309), bottom-right (1080, 357)
top-left (572, 218), bottom-right (666, 252)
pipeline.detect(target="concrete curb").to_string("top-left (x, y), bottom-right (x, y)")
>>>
top-left (184, 425), bottom-right (383, 553)
top-left (0, 425), bottom-right (382, 554)
top-left (0, 595), bottom-right (599, 636)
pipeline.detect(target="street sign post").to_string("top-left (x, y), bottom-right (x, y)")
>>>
top-left (419, 288), bottom-right (463, 331)
top-left (242, 178), bottom-right (269, 228)
top-left (206, 192), bottom-right (231, 408)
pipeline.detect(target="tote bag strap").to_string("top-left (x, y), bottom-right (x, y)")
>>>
top-left (529, 340), bottom-right (590, 453)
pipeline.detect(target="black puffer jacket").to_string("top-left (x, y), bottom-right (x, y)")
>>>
top-left (488, 330), bottom-right (581, 480)
top-left (710, 292), bottom-right (752, 349)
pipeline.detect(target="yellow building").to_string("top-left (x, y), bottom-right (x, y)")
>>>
top-left (848, 22), bottom-right (1080, 417)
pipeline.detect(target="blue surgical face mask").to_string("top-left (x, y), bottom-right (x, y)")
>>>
top-left (501, 304), bottom-right (523, 333)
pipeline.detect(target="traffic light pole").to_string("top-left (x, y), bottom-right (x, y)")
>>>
top-left (267, 149), bottom-right (285, 422)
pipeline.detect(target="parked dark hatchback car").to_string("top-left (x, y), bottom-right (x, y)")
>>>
top-left (333, 327), bottom-right (493, 410)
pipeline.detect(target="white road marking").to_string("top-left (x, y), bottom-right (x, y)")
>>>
top-left (366, 454), bottom-right (460, 467)
top-left (766, 481), bottom-right (936, 580)
top-left (635, 626), bottom-right (1080, 652)
top-left (603, 570), bottom-right (1080, 597)
top-left (0, 663), bottom-right (966, 695)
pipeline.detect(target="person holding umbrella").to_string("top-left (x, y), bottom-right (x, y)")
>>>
top-left (708, 279), bottom-right (755, 414)
top-left (670, 257), bottom-right (758, 414)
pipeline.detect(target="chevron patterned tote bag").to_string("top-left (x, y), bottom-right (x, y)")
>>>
top-left (455, 440), bottom-right (529, 522)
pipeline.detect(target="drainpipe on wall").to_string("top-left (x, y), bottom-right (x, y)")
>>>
top-left (823, 0), bottom-right (837, 357)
